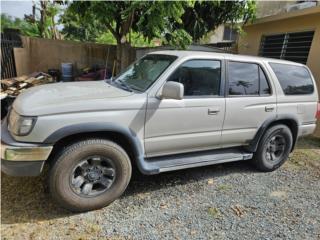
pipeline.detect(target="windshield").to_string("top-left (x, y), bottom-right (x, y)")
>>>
top-left (112, 54), bottom-right (177, 92)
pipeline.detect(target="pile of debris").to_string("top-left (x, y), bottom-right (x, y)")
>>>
top-left (1, 72), bottom-right (55, 118)
top-left (75, 66), bottom-right (112, 81)
top-left (1, 72), bottom-right (54, 98)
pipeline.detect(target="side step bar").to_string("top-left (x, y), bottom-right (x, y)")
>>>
top-left (143, 148), bottom-right (253, 174)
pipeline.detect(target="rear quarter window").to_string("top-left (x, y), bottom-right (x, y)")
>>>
top-left (269, 63), bottom-right (314, 95)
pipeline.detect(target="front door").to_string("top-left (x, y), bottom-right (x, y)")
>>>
top-left (144, 59), bottom-right (226, 157)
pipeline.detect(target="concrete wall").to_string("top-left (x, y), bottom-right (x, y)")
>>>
top-left (206, 25), bottom-right (225, 44)
top-left (238, 12), bottom-right (320, 136)
top-left (14, 37), bottom-right (135, 76)
top-left (256, 1), bottom-right (319, 18)
top-left (256, 1), bottom-right (296, 18)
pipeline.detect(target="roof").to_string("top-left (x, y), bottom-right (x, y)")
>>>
top-left (147, 50), bottom-right (304, 66)
top-left (135, 44), bottom-right (232, 60)
top-left (135, 44), bottom-right (230, 53)
top-left (247, 5), bottom-right (320, 26)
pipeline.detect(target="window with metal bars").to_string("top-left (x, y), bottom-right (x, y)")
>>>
top-left (259, 31), bottom-right (314, 64)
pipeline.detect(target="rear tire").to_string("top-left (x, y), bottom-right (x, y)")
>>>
top-left (252, 124), bottom-right (293, 172)
top-left (49, 139), bottom-right (132, 212)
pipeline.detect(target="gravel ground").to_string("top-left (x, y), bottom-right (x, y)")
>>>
top-left (1, 137), bottom-right (320, 240)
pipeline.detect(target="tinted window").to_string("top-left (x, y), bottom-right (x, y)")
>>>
top-left (168, 60), bottom-right (221, 96)
top-left (270, 63), bottom-right (314, 95)
top-left (259, 68), bottom-right (271, 95)
top-left (228, 62), bottom-right (259, 95)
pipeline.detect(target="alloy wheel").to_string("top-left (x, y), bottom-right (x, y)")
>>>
top-left (265, 134), bottom-right (286, 163)
top-left (70, 156), bottom-right (116, 197)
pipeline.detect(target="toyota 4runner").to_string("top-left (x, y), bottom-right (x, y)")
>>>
top-left (1, 51), bottom-right (319, 212)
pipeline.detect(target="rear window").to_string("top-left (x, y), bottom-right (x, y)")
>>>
top-left (270, 63), bottom-right (314, 95)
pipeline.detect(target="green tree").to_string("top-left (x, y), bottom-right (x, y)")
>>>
top-left (62, 1), bottom-right (256, 72)
top-left (24, 0), bottom-right (64, 39)
top-left (1, 13), bottom-right (40, 37)
top-left (64, 1), bottom-right (192, 72)
top-left (95, 31), bottom-right (117, 45)
top-left (129, 31), bottom-right (157, 47)
top-left (96, 30), bottom-right (157, 48)
top-left (1, 14), bottom-right (19, 31)
top-left (60, 6), bottom-right (103, 42)
top-left (180, 0), bottom-right (256, 42)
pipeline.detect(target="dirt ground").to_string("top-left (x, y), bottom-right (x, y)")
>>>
top-left (1, 136), bottom-right (319, 240)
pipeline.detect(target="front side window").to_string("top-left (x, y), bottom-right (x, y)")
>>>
top-left (270, 63), bottom-right (314, 95)
top-left (228, 61), bottom-right (271, 96)
top-left (113, 54), bottom-right (177, 92)
top-left (168, 60), bottom-right (221, 96)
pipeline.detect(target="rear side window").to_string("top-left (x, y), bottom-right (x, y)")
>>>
top-left (270, 63), bottom-right (314, 95)
top-left (228, 62), bottom-right (271, 96)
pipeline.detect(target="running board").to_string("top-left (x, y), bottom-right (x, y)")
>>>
top-left (143, 148), bottom-right (253, 174)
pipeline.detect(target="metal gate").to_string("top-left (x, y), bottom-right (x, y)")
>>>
top-left (1, 30), bottom-right (23, 79)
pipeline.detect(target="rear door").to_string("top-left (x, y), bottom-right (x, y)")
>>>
top-left (268, 62), bottom-right (318, 127)
top-left (222, 60), bottom-right (277, 147)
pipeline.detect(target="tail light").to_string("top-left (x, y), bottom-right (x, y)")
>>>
top-left (316, 102), bottom-right (320, 119)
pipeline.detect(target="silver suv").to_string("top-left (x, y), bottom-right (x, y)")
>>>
top-left (2, 51), bottom-right (319, 212)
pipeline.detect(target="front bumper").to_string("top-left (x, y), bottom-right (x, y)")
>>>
top-left (1, 142), bottom-right (53, 161)
top-left (1, 119), bottom-right (53, 176)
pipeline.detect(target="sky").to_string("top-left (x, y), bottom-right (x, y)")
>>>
top-left (1, 0), bottom-right (33, 19)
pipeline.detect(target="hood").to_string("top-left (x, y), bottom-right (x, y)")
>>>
top-left (13, 81), bottom-right (135, 116)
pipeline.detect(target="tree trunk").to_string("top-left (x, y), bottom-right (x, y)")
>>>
top-left (116, 41), bottom-right (132, 75)
top-left (39, 1), bottom-right (47, 38)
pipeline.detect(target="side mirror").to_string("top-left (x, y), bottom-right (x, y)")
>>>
top-left (160, 82), bottom-right (184, 100)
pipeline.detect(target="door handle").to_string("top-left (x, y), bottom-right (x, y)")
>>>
top-left (208, 108), bottom-right (220, 115)
top-left (265, 106), bottom-right (275, 112)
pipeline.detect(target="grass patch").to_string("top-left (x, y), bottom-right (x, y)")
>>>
top-left (217, 184), bottom-right (232, 191)
top-left (208, 207), bottom-right (221, 219)
top-left (286, 136), bottom-right (320, 173)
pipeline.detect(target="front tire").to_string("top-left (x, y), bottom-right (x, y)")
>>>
top-left (49, 139), bottom-right (132, 212)
top-left (252, 124), bottom-right (293, 172)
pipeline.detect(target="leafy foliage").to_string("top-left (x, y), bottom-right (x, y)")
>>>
top-left (2, 1), bottom-right (256, 71)
top-left (24, 1), bottom-right (64, 39)
top-left (131, 1), bottom-right (193, 47)
top-left (95, 32), bottom-right (117, 45)
top-left (96, 31), bottom-right (157, 47)
top-left (1, 13), bottom-right (40, 37)
top-left (64, 1), bottom-right (194, 70)
top-left (180, 0), bottom-right (256, 42)
top-left (64, 1), bottom-right (193, 46)
top-left (62, 1), bottom-right (255, 47)
top-left (59, 5), bottom-right (103, 42)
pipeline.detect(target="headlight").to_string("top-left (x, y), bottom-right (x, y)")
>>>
top-left (8, 109), bottom-right (37, 136)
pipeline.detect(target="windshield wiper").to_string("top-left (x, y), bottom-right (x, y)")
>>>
top-left (112, 79), bottom-right (133, 92)
top-left (127, 84), bottom-right (143, 92)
